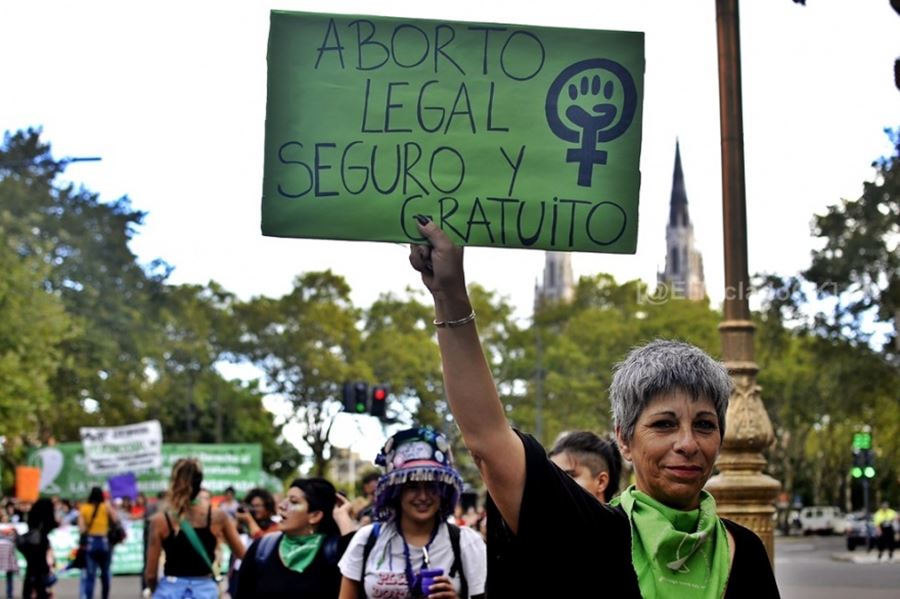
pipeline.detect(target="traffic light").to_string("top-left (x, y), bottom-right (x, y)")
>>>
top-left (863, 450), bottom-right (876, 479)
top-left (852, 432), bottom-right (872, 450)
top-left (851, 448), bottom-right (876, 479)
top-left (343, 381), bottom-right (369, 414)
top-left (851, 450), bottom-right (864, 479)
top-left (851, 432), bottom-right (875, 480)
top-left (370, 385), bottom-right (388, 419)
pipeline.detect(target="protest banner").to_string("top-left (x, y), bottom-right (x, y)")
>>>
top-left (79, 420), bottom-right (163, 476)
top-left (262, 11), bottom-right (644, 253)
top-left (27, 443), bottom-right (267, 498)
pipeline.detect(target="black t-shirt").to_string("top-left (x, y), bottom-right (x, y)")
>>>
top-left (235, 532), bottom-right (354, 599)
top-left (486, 431), bottom-right (780, 598)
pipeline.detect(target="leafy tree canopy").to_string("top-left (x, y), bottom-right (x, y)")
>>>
top-left (805, 128), bottom-right (900, 354)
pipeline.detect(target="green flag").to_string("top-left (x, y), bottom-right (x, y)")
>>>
top-left (262, 11), bottom-right (644, 253)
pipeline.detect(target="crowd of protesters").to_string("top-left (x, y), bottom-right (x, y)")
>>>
top-left (0, 491), bottom-right (144, 599)
top-left (1, 399), bottom-right (844, 599)
top-left (0, 397), bottom-right (811, 599)
top-left (0, 426), bottom-right (516, 599)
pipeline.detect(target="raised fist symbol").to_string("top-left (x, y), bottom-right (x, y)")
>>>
top-left (546, 59), bottom-right (637, 187)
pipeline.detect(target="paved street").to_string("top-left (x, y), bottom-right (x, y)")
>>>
top-left (776, 535), bottom-right (899, 599)
top-left (34, 535), bottom-right (900, 598)
top-left (34, 575), bottom-right (142, 599)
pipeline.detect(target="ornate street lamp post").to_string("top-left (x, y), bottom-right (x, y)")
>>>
top-left (705, 0), bottom-right (781, 562)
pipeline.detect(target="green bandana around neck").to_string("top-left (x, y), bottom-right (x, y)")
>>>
top-left (278, 533), bottom-right (325, 574)
top-left (611, 486), bottom-right (730, 599)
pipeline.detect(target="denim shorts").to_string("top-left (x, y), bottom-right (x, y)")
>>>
top-left (152, 576), bottom-right (218, 599)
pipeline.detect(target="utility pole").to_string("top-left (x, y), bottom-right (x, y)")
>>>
top-left (704, 0), bottom-right (780, 563)
top-left (534, 327), bottom-right (544, 443)
top-left (0, 156), bottom-right (101, 168)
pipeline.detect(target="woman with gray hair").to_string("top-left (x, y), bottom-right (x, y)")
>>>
top-left (408, 218), bottom-right (779, 598)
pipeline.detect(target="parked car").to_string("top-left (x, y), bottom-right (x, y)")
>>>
top-left (799, 505), bottom-right (844, 535)
top-left (845, 512), bottom-right (876, 551)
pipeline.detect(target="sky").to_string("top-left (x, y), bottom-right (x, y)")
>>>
top-left (3, 0), bottom-right (898, 465)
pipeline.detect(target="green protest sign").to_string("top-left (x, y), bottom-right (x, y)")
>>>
top-left (27, 443), bottom-right (266, 498)
top-left (263, 11), bottom-right (644, 253)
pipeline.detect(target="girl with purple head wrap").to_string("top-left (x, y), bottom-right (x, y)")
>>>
top-left (338, 426), bottom-right (486, 598)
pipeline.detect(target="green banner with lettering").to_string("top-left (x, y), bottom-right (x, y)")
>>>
top-left (263, 11), bottom-right (644, 253)
top-left (27, 443), bottom-right (266, 499)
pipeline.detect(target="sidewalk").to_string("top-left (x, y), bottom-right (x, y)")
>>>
top-left (831, 551), bottom-right (900, 564)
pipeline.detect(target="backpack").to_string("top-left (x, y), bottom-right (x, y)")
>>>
top-left (360, 522), bottom-right (468, 598)
top-left (254, 532), bottom-right (342, 568)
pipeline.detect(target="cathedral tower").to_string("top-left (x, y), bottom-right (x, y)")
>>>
top-left (534, 251), bottom-right (574, 312)
top-left (658, 141), bottom-right (706, 301)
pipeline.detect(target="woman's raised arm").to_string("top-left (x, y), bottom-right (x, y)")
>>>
top-left (410, 218), bottom-right (526, 532)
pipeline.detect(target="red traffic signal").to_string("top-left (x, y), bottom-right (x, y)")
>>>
top-left (370, 385), bottom-right (388, 418)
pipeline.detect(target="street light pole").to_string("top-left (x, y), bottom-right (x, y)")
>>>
top-left (0, 156), bottom-right (101, 168)
top-left (704, 0), bottom-right (781, 563)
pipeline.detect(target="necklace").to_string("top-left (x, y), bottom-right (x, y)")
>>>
top-left (398, 520), bottom-right (440, 594)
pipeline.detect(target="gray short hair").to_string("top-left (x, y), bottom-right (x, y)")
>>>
top-left (610, 340), bottom-right (732, 442)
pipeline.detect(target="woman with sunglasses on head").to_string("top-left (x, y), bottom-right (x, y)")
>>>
top-left (339, 426), bottom-right (487, 599)
top-left (235, 478), bottom-right (356, 598)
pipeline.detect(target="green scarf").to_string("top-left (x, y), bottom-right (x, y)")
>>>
top-left (611, 486), bottom-right (730, 599)
top-left (278, 533), bottom-right (324, 574)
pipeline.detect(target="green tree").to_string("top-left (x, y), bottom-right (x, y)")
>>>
top-left (236, 271), bottom-right (366, 476)
top-left (145, 281), bottom-right (302, 478)
top-left (805, 128), bottom-right (900, 354)
top-left (151, 282), bottom-right (240, 441)
top-left (755, 278), bottom-right (900, 506)
top-left (355, 284), bottom-right (518, 489)
top-left (146, 372), bottom-right (302, 480)
top-left (359, 290), bottom-right (442, 427)
top-left (0, 217), bottom-right (75, 489)
top-left (505, 275), bottom-right (722, 447)
top-left (1, 128), bottom-right (302, 482)
top-left (755, 130), bottom-right (900, 506)
top-left (0, 128), bottom-right (169, 441)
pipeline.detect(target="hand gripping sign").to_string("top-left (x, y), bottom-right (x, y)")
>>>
top-left (262, 11), bottom-right (644, 254)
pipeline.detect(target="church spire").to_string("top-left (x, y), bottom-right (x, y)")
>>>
top-left (669, 139), bottom-right (689, 228)
top-left (534, 251), bottom-right (574, 312)
top-left (658, 140), bottom-right (706, 301)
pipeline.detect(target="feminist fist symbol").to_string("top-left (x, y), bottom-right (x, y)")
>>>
top-left (546, 59), bottom-right (637, 187)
